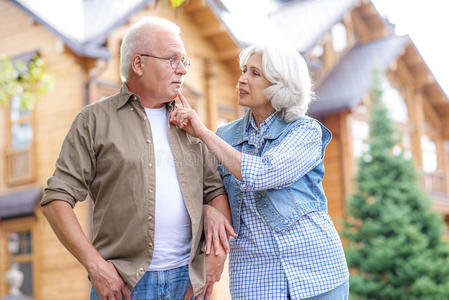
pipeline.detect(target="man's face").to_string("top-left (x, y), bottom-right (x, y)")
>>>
top-left (138, 31), bottom-right (187, 103)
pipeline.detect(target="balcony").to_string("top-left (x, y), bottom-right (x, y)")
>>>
top-left (421, 171), bottom-right (449, 214)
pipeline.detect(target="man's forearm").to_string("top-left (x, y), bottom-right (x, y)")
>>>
top-left (42, 200), bottom-right (104, 272)
top-left (208, 194), bottom-right (232, 224)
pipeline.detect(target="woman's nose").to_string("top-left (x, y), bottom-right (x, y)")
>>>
top-left (239, 74), bottom-right (248, 84)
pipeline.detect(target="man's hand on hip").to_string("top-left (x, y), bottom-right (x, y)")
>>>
top-left (88, 259), bottom-right (131, 300)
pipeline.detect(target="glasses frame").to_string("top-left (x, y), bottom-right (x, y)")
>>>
top-left (139, 53), bottom-right (190, 70)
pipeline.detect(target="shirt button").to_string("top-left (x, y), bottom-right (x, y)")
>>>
top-left (143, 117), bottom-right (147, 120)
top-left (146, 139), bottom-right (151, 144)
top-left (148, 216), bottom-right (153, 221)
top-left (136, 273), bottom-right (140, 277)
top-left (139, 267), bottom-right (144, 272)
top-left (130, 108), bottom-right (134, 111)
top-left (148, 188), bottom-right (153, 193)
top-left (263, 204), bottom-right (267, 208)
top-left (148, 163), bottom-right (152, 168)
top-left (149, 242), bottom-right (153, 247)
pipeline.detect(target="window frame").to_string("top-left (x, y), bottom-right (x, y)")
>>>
top-left (4, 91), bottom-right (38, 186)
top-left (0, 217), bottom-right (39, 298)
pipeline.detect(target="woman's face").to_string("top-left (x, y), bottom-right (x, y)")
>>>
top-left (237, 53), bottom-right (273, 112)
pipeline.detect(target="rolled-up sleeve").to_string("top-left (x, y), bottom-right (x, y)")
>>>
top-left (239, 120), bottom-right (323, 191)
top-left (201, 143), bottom-right (226, 204)
top-left (41, 109), bottom-right (96, 207)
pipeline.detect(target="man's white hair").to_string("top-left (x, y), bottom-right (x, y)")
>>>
top-left (239, 44), bottom-right (313, 123)
top-left (120, 16), bottom-right (181, 82)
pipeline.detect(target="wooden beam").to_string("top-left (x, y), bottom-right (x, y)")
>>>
top-left (414, 72), bottom-right (435, 90)
top-left (396, 58), bottom-right (414, 89)
top-left (443, 118), bottom-right (449, 139)
top-left (409, 92), bottom-right (425, 168)
top-left (434, 103), bottom-right (449, 117)
top-left (201, 24), bottom-right (227, 38)
top-left (423, 96), bottom-right (442, 129)
top-left (217, 48), bottom-right (240, 61)
top-left (351, 9), bottom-right (370, 42)
top-left (183, 0), bottom-right (207, 14)
top-left (339, 111), bottom-right (354, 201)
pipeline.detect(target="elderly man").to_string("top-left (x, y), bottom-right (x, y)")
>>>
top-left (41, 16), bottom-right (233, 300)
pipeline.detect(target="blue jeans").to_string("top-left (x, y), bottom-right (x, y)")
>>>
top-left (90, 265), bottom-right (191, 300)
top-left (302, 279), bottom-right (349, 300)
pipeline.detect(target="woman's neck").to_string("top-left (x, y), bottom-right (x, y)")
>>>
top-left (251, 108), bottom-right (276, 129)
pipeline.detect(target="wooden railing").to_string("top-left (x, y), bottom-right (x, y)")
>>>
top-left (5, 146), bottom-right (35, 185)
top-left (421, 171), bottom-right (447, 195)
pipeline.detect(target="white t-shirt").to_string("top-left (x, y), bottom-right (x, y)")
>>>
top-left (144, 106), bottom-right (192, 271)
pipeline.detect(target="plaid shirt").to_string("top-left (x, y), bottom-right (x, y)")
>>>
top-left (228, 113), bottom-right (349, 299)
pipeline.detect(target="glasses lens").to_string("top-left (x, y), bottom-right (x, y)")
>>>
top-left (183, 58), bottom-right (190, 69)
top-left (170, 57), bottom-right (190, 70)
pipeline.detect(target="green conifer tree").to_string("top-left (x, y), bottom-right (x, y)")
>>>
top-left (344, 72), bottom-right (449, 299)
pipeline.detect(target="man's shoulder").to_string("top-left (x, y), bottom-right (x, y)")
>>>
top-left (81, 92), bottom-right (122, 115)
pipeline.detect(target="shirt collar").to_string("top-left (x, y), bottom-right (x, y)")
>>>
top-left (116, 83), bottom-right (175, 112)
top-left (246, 111), bottom-right (278, 135)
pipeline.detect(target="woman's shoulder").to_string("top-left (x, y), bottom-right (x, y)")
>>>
top-left (216, 117), bottom-right (245, 137)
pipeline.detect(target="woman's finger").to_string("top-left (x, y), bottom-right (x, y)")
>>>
top-left (225, 221), bottom-right (238, 238)
top-left (219, 226), bottom-right (230, 253)
top-left (178, 91), bottom-right (192, 109)
top-left (213, 229), bottom-right (220, 255)
top-left (205, 229), bottom-right (212, 255)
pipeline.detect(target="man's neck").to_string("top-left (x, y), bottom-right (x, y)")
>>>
top-left (125, 81), bottom-right (166, 109)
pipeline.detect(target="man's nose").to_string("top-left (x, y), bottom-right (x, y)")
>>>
top-left (175, 62), bottom-right (188, 75)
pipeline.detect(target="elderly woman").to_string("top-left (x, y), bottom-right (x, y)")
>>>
top-left (171, 44), bottom-right (349, 299)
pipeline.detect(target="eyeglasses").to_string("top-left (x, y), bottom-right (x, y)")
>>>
top-left (139, 54), bottom-right (190, 70)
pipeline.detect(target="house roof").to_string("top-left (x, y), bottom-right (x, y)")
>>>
top-left (11, 0), bottom-right (152, 59)
top-left (211, 0), bottom-right (357, 51)
top-left (309, 35), bottom-right (410, 117)
top-left (269, 0), bottom-right (358, 52)
top-left (0, 187), bottom-right (42, 220)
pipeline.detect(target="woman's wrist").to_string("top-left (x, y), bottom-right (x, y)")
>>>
top-left (198, 127), bottom-right (213, 142)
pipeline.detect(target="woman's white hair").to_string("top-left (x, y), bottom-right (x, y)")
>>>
top-left (239, 44), bottom-right (313, 122)
top-left (120, 16), bottom-right (181, 82)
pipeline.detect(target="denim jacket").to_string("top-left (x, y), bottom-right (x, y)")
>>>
top-left (216, 112), bottom-right (332, 233)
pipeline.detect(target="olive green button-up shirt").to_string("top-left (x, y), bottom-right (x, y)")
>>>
top-left (41, 84), bottom-right (226, 295)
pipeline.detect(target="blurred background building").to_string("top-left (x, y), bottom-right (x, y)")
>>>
top-left (1, 0), bottom-right (448, 299)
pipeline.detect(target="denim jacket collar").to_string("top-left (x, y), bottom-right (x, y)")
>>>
top-left (231, 110), bottom-right (296, 147)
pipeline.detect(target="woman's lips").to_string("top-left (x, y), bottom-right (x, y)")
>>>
top-left (239, 89), bottom-right (249, 96)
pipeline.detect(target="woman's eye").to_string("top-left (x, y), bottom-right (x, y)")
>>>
top-left (253, 71), bottom-right (259, 76)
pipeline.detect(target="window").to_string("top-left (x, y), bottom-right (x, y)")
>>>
top-left (5, 93), bottom-right (36, 185)
top-left (352, 119), bottom-right (370, 158)
top-left (421, 135), bottom-right (438, 173)
top-left (381, 78), bottom-right (408, 123)
top-left (1, 219), bottom-right (37, 297)
top-left (10, 95), bottom-right (33, 148)
top-left (331, 23), bottom-right (347, 52)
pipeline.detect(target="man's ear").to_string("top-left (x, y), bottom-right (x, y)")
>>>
top-left (131, 55), bottom-right (144, 77)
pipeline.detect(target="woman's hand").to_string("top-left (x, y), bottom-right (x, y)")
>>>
top-left (203, 204), bottom-right (237, 255)
top-left (170, 92), bottom-right (208, 139)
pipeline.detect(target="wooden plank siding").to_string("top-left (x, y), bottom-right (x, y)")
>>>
top-left (322, 113), bottom-right (348, 230)
top-left (0, 0), bottom-right (240, 299)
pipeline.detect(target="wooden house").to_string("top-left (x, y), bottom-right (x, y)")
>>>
top-left (0, 0), bottom-right (241, 299)
top-left (1, 0), bottom-right (448, 299)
